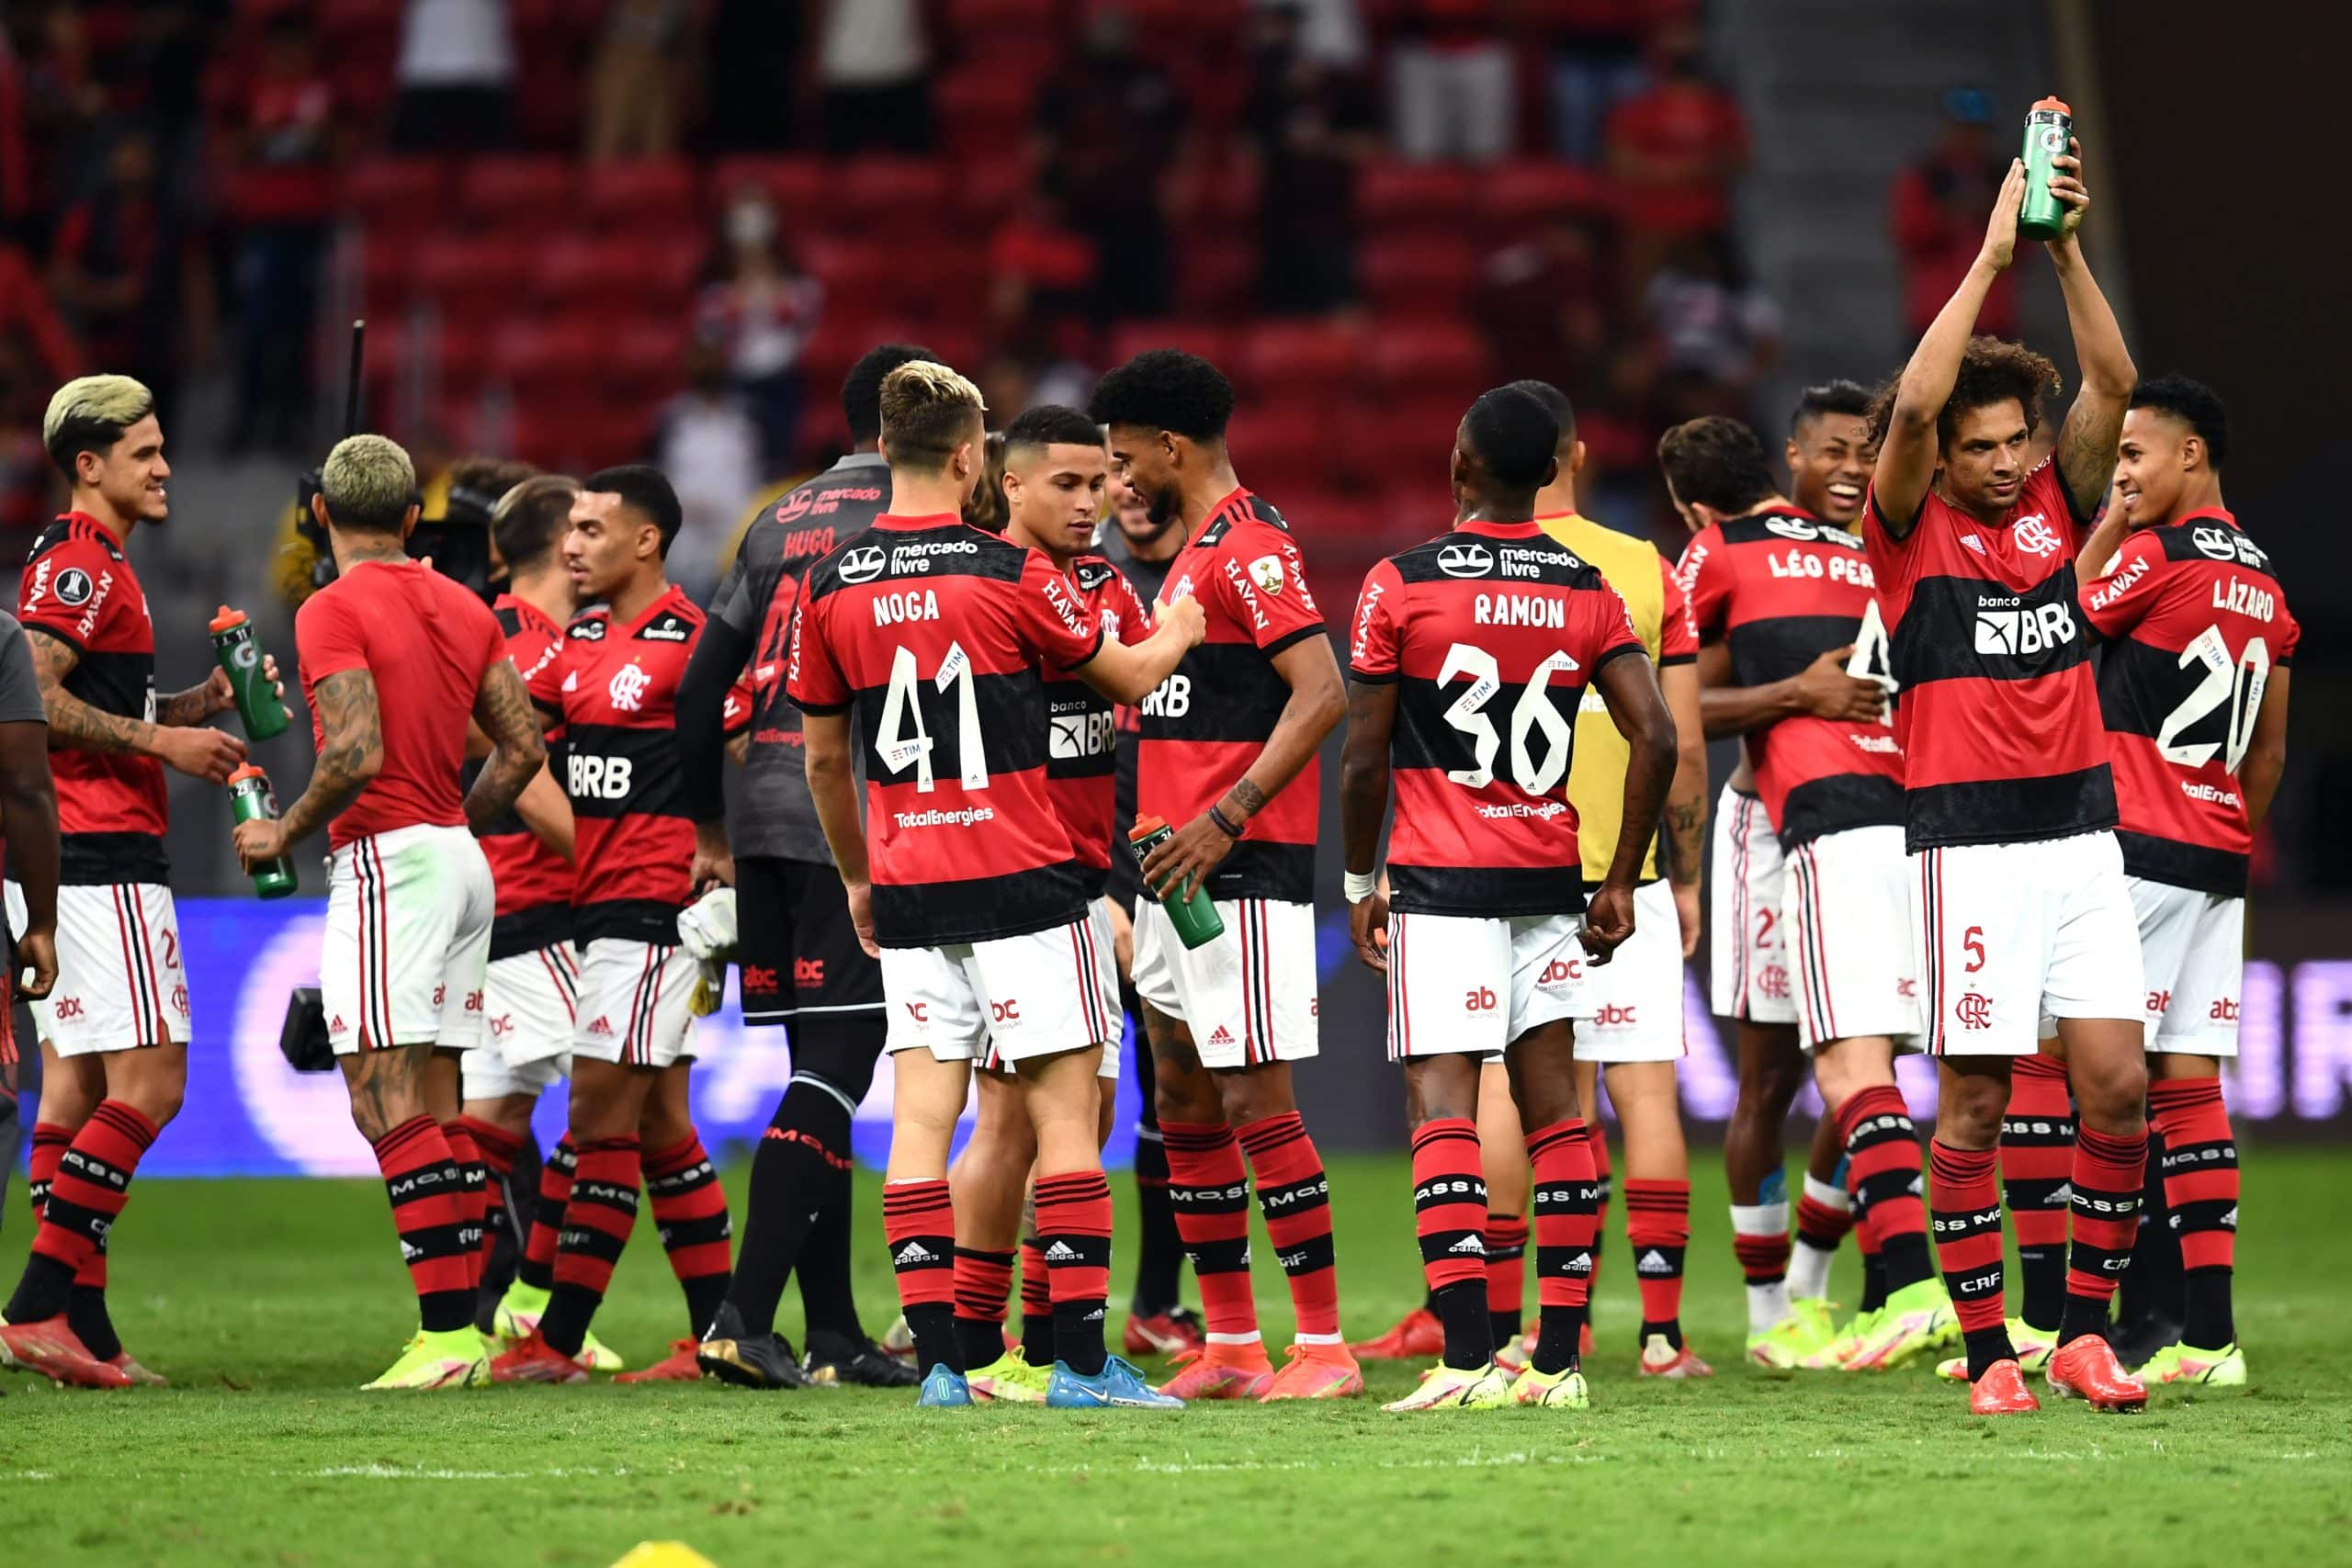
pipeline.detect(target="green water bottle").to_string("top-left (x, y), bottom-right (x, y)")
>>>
top-left (228, 764), bottom-right (300, 899)
top-left (209, 604), bottom-right (288, 741)
top-left (2018, 96), bottom-right (2074, 242)
top-left (1129, 815), bottom-right (1226, 950)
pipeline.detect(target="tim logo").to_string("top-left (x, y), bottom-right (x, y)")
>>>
top-left (1464, 987), bottom-right (1498, 1012)
top-left (989, 999), bottom-right (1021, 1022)
top-left (1592, 1004), bottom-right (1639, 1026)
top-left (607, 661), bottom-right (651, 713)
top-left (2012, 515), bottom-right (2063, 557)
top-left (793, 958), bottom-right (825, 987)
top-left (742, 965), bottom-right (779, 995)
top-left (1954, 992), bottom-right (1994, 1030)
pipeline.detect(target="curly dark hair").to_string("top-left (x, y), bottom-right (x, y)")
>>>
top-left (842, 343), bottom-right (938, 446)
top-left (2130, 375), bottom-right (2228, 469)
top-left (1790, 378), bottom-right (1872, 435)
top-left (1657, 417), bottom-right (1778, 513)
top-left (1089, 349), bottom-right (1234, 442)
top-left (1867, 336), bottom-right (2062, 450)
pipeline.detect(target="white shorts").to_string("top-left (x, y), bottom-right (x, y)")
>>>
top-left (4, 880), bottom-right (187, 1057)
top-left (1911, 830), bottom-right (2145, 1057)
top-left (571, 939), bottom-right (701, 1068)
top-left (464, 942), bottom-right (582, 1099)
top-left (1782, 825), bottom-right (1922, 1053)
top-left (980, 899), bottom-right (1124, 1078)
top-left (1573, 878), bottom-right (1685, 1064)
top-left (2129, 877), bottom-right (2244, 1057)
top-left (1710, 786), bottom-right (1795, 1024)
top-left (1132, 896), bottom-right (1317, 1069)
top-left (1385, 909), bottom-right (1591, 1062)
top-left (324, 824), bottom-right (494, 1055)
top-left (886, 909), bottom-right (1118, 1066)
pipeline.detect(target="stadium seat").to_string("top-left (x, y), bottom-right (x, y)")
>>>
top-left (709, 156), bottom-right (830, 215)
top-left (1224, 404), bottom-right (1336, 490)
top-left (1107, 321), bottom-right (1243, 373)
top-left (1238, 321), bottom-right (1363, 398)
top-left (1355, 160), bottom-right (1476, 236)
top-left (490, 319), bottom-right (602, 392)
top-left (343, 159), bottom-right (447, 232)
top-left (1174, 237), bottom-right (1260, 314)
top-left (533, 236), bottom-right (648, 309)
top-left (937, 70), bottom-right (1036, 161)
top-left (1480, 160), bottom-right (1613, 234)
top-left (1358, 237), bottom-right (1482, 319)
top-left (1364, 321), bottom-right (1493, 400)
top-left (456, 156), bottom-right (579, 229)
top-left (833, 157), bottom-right (952, 234)
top-left (410, 234), bottom-right (539, 331)
top-left (581, 160), bottom-right (702, 233)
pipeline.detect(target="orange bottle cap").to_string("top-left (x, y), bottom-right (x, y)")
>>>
top-left (1129, 815), bottom-right (1168, 840)
top-left (2031, 96), bottom-right (2071, 114)
top-left (227, 763), bottom-right (266, 785)
top-left (209, 605), bottom-right (247, 633)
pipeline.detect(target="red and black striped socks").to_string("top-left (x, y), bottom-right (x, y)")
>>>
top-left (643, 1132), bottom-right (733, 1338)
top-left (1019, 1236), bottom-right (1053, 1367)
top-left (1623, 1177), bottom-right (1690, 1348)
top-left (2149, 1077), bottom-right (2237, 1349)
top-left (368, 1113), bottom-right (474, 1334)
top-left (2058, 1123), bottom-right (2147, 1346)
top-left (1526, 1119), bottom-right (1598, 1373)
top-left (1484, 1211), bottom-right (1529, 1353)
top-left (1408, 1118), bottom-right (1491, 1369)
top-left (1238, 1111), bottom-right (1340, 1343)
top-left (953, 1246), bottom-right (1014, 1369)
top-left (542, 1134), bottom-right (640, 1355)
top-left (1161, 1121), bottom-right (1260, 1347)
top-left (1837, 1086), bottom-right (1931, 1293)
top-left (1035, 1168), bottom-right (1114, 1376)
top-left (1929, 1139), bottom-right (2011, 1379)
top-left (18, 1119), bottom-right (119, 1358)
top-left (2002, 1053), bottom-right (2075, 1334)
top-left (882, 1178), bottom-right (958, 1373)
top-left (439, 1120), bottom-right (490, 1293)
top-left (461, 1116), bottom-right (524, 1285)
top-left (5, 1100), bottom-right (158, 1328)
top-left (517, 1134), bottom-right (575, 1293)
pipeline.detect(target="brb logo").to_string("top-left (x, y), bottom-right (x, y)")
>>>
top-left (1973, 595), bottom-right (2075, 658)
top-left (568, 753), bottom-right (633, 798)
top-left (607, 661), bottom-right (652, 713)
top-left (1955, 992), bottom-right (1994, 1030)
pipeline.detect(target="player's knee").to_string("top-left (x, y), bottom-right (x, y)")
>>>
top-left (1936, 1074), bottom-right (2007, 1147)
top-left (1212, 1067), bottom-right (1293, 1128)
top-left (789, 1021), bottom-right (883, 1108)
top-left (2071, 1052), bottom-right (2149, 1133)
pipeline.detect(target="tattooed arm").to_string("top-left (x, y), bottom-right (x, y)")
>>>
top-left (1658, 660), bottom-right (1708, 960)
top-left (25, 628), bottom-right (245, 782)
top-left (464, 659), bottom-right (548, 832)
top-left (254, 668), bottom-right (382, 860)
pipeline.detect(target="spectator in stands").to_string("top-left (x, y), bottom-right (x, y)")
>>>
top-left (706, 0), bottom-right (801, 152)
top-left (1604, 16), bottom-right (1747, 269)
top-left (225, 12), bottom-right (343, 456)
top-left (0, 333), bottom-right (54, 539)
top-left (1636, 231), bottom-right (1779, 420)
top-left (587, 0), bottom-right (702, 162)
top-left (695, 188), bottom-right (823, 469)
top-left (654, 339), bottom-right (763, 605)
top-left (15, 4), bottom-right (113, 224)
top-left (1033, 7), bottom-right (1179, 321)
top-left (1249, 3), bottom-right (1378, 316)
top-left (1539, 0), bottom-right (1657, 166)
top-left (0, 239), bottom-right (80, 387)
top-left (390, 0), bottom-right (514, 152)
top-left (1475, 212), bottom-right (1612, 410)
top-left (988, 185), bottom-right (1099, 345)
top-left (1889, 88), bottom-right (2019, 339)
top-left (48, 126), bottom-right (191, 416)
top-left (1257, 0), bottom-right (1366, 69)
top-left (818, 0), bottom-right (932, 155)
top-left (1386, 0), bottom-right (1512, 164)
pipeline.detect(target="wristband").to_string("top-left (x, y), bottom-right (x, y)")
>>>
top-left (1206, 804), bottom-right (1245, 840)
top-left (1343, 871), bottom-right (1378, 903)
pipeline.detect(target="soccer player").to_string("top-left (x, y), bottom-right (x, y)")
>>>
top-left (1343, 386), bottom-right (1679, 1411)
top-left (493, 467), bottom-right (736, 1385)
top-left (2074, 377), bottom-right (2290, 1389)
top-left (1513, 378), bottom-right (1713, 1378)
top-left (1090, 349), bottom-right (1360, 1401)
top-left (229, 434), bottom-right (544, 1389)
top-left (944, 405), bottom-right (1158, 1400)
top-left (1701, 383), bottom-right (1879, 1366)
top-left (1095, 462), bottom-right (1202, 1355)
top-left (1663, 414), bottom-right (1957, 1372)
top-left (681, 344), bottom-right (934, 1393)
top-left (1860, 148), bottom-right (2149, 1415)
top-left (0, 376), bottom-right (253, 1389)
top-left (0, 604), bottom-right (58, 1271)
top-left (787, 361), bottom-right (1203, 1409)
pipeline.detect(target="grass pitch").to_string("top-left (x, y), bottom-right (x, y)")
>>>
top-left (6, 1148), bottom-right (2348, 1568)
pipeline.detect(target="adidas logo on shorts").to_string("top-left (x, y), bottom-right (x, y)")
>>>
top-left (1208, 1025), bottom-right (1236, 1045)
top-left (587, 1017), bottom-right (614, 1036)
top-left (893, 1242), bottom-right (938, 1267)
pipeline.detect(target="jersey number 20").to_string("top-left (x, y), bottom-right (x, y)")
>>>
top-left (2157, 626), bottom-right (2269, 773)
top-left (1439, 643), bottom-right (1578, 794)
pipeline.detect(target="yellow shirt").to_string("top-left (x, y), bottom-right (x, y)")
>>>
top-left (1535, 511), bottom-right (1688, 884)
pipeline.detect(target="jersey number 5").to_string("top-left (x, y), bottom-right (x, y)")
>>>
top-left (875, 641), bottom-right (989, 793)
top-left (2156, 626), bottom-right (2269, 773)
top-left (1439, 644), bottom-right (1578, 794)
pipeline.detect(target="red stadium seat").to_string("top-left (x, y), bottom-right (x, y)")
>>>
top-left (1357, 237), bottom-right (1482, 318)
top-left (1107, 321), bottom-right (1243, 374)
top-left (533, 235), bottom-right (650, 309)
top-left (456, 156), bottom-right (578, 229)
top-left (1365, 321), bottom-right (1493, 398)
top-left (1480, 160), bottom-right (1612, 232)
top-left (1355, 161), bottom-right (1476, 236)
top-left (1174, 235), bottom-right (1258, 314)
top-left (343, 158), bottom-right (447, 232)
top-left (410, 234), bottom-right (539, 331)
top-left (1224, 404), bottom-right (1335, 489)
top-left (490, 320), bottom-right (602, 391)
top-left (581, 160), bottom-right (703, 233)
top-left (709, 156), bottom-right (830, 216)
top-left (938, 70), bottom-right (1036, 160)
top-left (1238, 321), bottom-right (1363, 398)
top-left (1359, 396), bottom-right (1476, 489)
top-left (834, 157), bottom-right (952, 232)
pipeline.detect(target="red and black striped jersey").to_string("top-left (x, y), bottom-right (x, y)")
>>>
top-left (1136, 489), bottom-right (1324, 903)
top-left (1676, 508), bottom-right (1904, 847)
top-left (17, 513), bottom-right (167, 883)
top-left (787, 514), bottom-right (1104, 947)
top-left (479, 593), bottom-right (571, 956)
top-left (1863, 459), bottom-right (2113, 851)
top-left (1046, 554), bottom-right (1154, 896)
top-left (2082, 508), bottom-right (2298, 896)
top-left (529, 584), bottom-right (703, 944)
top-left (1350, 520), bottom-right (1645, 916)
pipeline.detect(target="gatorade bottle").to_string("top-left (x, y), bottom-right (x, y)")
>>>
top-left (209, 605), bottom-right (288, 740)
top-left (2018, 96), bottom-right (2074, 242)
top-left (228, 765), bottom-right (300, 898)
top-left (1128, 816), bottom-right (1226, 950)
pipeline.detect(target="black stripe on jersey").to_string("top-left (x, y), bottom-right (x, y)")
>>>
top-left (1902, 766), bottom-right (2116, 852)
top-left (1202, 840), bottom-right (1317, 904)
top-left (1725, 615), bottom-right (1863, 687)
top-left (576, 897), bottom-right (688, 946)
top-left (562, 724), bottom-right (687, 820)
top-left (1143, 642), bottom-right (1306, 744)
top-left (2115, 829), bottom-right (2247, 898)
top-left (1779, 773), bottom-right (1906, 849)
top-left (1388, 677), bottom-right (1591, 774)
top-left (871, 861), bottom-right (1090, 948)
top-left (803, 527), bottom-right (1028, 604)
top-left (1892, 569), bottom-right (2089, 688)
top-left (59, 831), bottom-right (170, 886)
top-left (1715, 513), bottom-right (1866, 551)
top-left (2153, 521), bottom-right (2277, 577)
top-left (492, 901), bottom-right (572, 963)
top-left (1046, 688), bottom-right (1116, 780)
top-left (1262, 624), bottom-right (1325, 659)
top-left (2095, 636), bottom-right (2208, 744)
top-left (1389, 863), bottom-right (1586, 919)
top-left (1385, 534), bottom-right (1611, 589)
top-left (60, 647), bottom-right (152, 723)
top-left (856, 668), bottom-right (1049, 784)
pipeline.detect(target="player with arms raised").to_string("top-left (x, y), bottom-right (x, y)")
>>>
top-left (2074, 377), bottom-right (2290, 1390)
top-left (1862, 141), bottom-right (2147, 1415)
top-left (788, 363), bottom-right (1203, 1409)
top-left (1342, 387), bottom-right (1677, 1411)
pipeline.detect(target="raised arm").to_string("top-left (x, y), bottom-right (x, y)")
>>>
top-left (1337, 677), bottom-right (1399, 973)
top-left (2041, 141), bottom-right (2134, 519)
top-left (24, 627), bottom-right (245, 783)
top-left (1697, 639), bottom-right (1883, 739)
top-left (801, 708), bottom-right (876, 956)
top-left (1582, 651), bottom-right (1678, 964)
top-left (464, 659), bottom-right (548, 832)
top-left (1871, 160), bottom-right (2027, 536)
